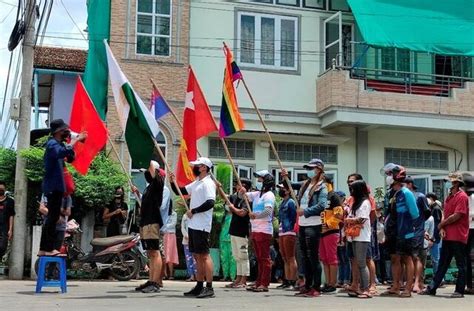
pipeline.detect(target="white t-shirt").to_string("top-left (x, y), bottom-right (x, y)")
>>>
top-left (299, 187), bottom-right (321, 227)
top-left (469, 194), bottom-right (474, 229)
top-left (185, 175), bottom-right (216, 233)
top-left (247, 191), bottom-right (275, 235)
top-left (347, 199), bottom-right (371, 242)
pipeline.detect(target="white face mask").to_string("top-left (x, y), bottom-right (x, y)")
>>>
top-left (386, 175), bottom-right (394, 186)
top-left (256, 181), bottom-right (263, 190)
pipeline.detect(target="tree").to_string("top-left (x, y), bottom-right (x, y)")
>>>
top-left (0, 147), bottom-right (16, 191)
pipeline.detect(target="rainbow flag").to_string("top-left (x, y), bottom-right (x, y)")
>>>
top-left (219, 44), bottom-right (245, 137)
top-left (150, 85), bottom-right (171, 120)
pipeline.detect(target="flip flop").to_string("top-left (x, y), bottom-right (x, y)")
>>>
top-left (358, 292), bottom-right (373, 299)
top-left (347, 291), bottom-right (358, 297)
top-left (399, 291), bottom-right (412, 298)
top-left (252, 287), bottom-right (269, 292)
top-left (380, 290), bottom-right (400, 297)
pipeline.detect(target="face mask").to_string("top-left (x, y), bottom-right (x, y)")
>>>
top-left (61, 131), bottom-right (71, 141)
top-left (306, 170), bottom-right (316, 179)
top-left (256, 181), bottom-right (263, 191)
top-left (144, 171), bottom-right (153, 183)
top-left (192, 166), bottom-right (201, 177)
top-left (278, 190), bottom-right (286, 197)
top-left (445, 181), bottom-right (452, 191)
top-left (0, 190), bottom-right (4, 196)
top-left (386, 175), bottom-right (394, 186)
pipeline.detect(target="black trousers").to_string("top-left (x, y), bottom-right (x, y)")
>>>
top-left (430, 240), bottom-right (466, 294)
top-left (299, 225), bottom-right (322, 290)
top-left (40, 191), bottom-right (63, 252)
top-left (466, 229), bottom-right (474, 289)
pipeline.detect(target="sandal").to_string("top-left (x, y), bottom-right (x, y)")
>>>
top-left (225, 283), bottom-right (236, 288)
top-left (252, 286), bottom-right (269, 292)
top-left (347, 291), bottom-right (358, 297)
top-left (380, 290), bottom-right (400, 297)
top-left (233, 283), bottom-right (247, 289)
top-left (399, 291), bottom-right (412, 298)
top-left (357, 291), bottom-right (373, 299)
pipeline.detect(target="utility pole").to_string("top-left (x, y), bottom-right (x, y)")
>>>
top-left (9, 0), bottom-right (36, 280)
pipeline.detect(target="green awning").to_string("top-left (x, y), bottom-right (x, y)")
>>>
top-left (347, 0), bottom-right (474, 56)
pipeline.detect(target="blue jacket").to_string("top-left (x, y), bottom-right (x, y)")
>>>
top-left (395, 187), bottom-right (419, 239)
top-left (42, 138), bottom-right (75, 194)
top-left (279, 198), bottom-right (297, 233)
top-left (292, 181), bottom-right (328, 218)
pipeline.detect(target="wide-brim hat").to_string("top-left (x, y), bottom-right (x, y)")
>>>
top-left (50, 119), bottom-right (69, 134)
top-left (448, 172), bottom-right (464, 185)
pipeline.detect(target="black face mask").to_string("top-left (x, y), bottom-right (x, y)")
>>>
top-left (60, 130), bottom-right (71, 142)
top-left (278, 190), bottom-right (286, 197)
top-left (0, 190), bottom-right (5, 196)
top-left (144, 171), bottom-right (153, 183)
top-left (192, 166), bottom-right (201, 177)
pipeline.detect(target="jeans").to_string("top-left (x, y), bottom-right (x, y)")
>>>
top-left (337, 245), bottom-right (351, 283)
top-left (466, 229), bottom-right (474, 289)
top-left (40, 191), bottom-right (63, 252)
top-left (183, 244), bottom-right (197, 277)
top-left (251, 232), bottom-right (272, 287)
top-left (299, 225), bottom-right (322, 290)
top-left (429, 240), bottom-right (466, 294)
top-left (430, 241), bottom-right (441, 275)
top-left (353, 241), bottom-right (370, 290)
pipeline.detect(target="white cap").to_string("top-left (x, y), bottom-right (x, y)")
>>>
top-left (189, 157), bottom-right (213, 169)
top-left (139, 160), bottom-right (160, 172)
top-left (253, 170), bottom-right (271, 178)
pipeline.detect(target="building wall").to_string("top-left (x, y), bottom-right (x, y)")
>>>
top-left (50, 75), bottom-right (76, 121)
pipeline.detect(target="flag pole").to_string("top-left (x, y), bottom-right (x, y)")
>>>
top-left (240, 78), bottom-right (301, 209)
top-left (149, 78), bottom-right (237, 209)
top-left (151, 138), bottom-right (190, 210)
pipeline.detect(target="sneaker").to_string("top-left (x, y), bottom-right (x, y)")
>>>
top-left (284, 285), bottom-right (296, 291)
top-left (196, 287), bottom-right (215, 299)
top-left (184, 286), bottom-right (203, 297)
top-left (322, 286), bottom-right (337, 293)
top-left (276, 282), bottom-right (290, 289)
top-left (135, 281), bottom-right (151, 291)
top-left (141, 283), bottom-right (160, 293)
top-left (302, 288), bottom-right (321, 298)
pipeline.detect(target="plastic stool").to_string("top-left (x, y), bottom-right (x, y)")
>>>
top-left (35, 256), bottom-right (67, 293)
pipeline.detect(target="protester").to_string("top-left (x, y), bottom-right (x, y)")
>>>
top-left (170, 157), bottom-right (216, 299)
top-left (181, 213), bottom-right (197, 282)
top-left (133, 160), bottom-right (166, 293)
top-left (425, 192), bottom-right (443, 277)
top-left (336, 191), bottom-right (351, 288)
top-left (421, 172), bottom-right (469, 298)
top-left (345, 180), bottom-right (372, 298)
top-left (40, 119), bottom-right (86, 256)
top-left (220, 202), bottom-right (236, 282)
top-left (162, 207), bottom-right (178, 280)
top-left (0, 181), bottom-right (15, 260)
top-left (381, 163), bottom-right (419, 298)
top-left (226, 179), bottom-right (251, 289)
top-left (276, 182), bottom-right (297, 290)
top-left (239, 170), bottom-right (275, 293)
top-left (464, 175), bottom-right (474, 295)
top-left (39, 194), bottom-right (72, 252)
top-left (282, 158), bottom-right (327, 298)
top-left (320, 191), bottom-right (344, 293)
top-left (103, 186), bottom-right (128, 237)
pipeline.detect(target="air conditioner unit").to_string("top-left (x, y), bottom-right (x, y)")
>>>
top-left (9, 98), bottom-right (20, 121)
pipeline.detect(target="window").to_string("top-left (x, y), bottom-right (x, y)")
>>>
top-left (209, 138), bottom-right (255, 159)
top-left (329, 0), bottom-right (350, 11)
top-left (136, 0), bottom-right (171, 56)
top-left (380, 48), bottom-right (410, 77)
top-left (385, 148), bottom-right (449, 170)
top-left (270, 142), bottom-right (338, 164)
top-left (304, 0), bottom-right (324, 9)
top-left (248, 0), bottom-right (324, 9)
top-left (238, 12), bottom-right (298, 70)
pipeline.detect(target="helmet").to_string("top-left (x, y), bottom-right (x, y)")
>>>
top-left (253, 170), bottom-right (275, 191)
top-left (381, 163), bottom-right (406, 182)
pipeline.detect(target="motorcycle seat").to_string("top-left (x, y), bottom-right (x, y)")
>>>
top-left (90, 235), bottom-right (135, 247)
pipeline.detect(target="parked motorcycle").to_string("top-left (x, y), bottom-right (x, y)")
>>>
top-left (35, 219), bottom-right (141, 281)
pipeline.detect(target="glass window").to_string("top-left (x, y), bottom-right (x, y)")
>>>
top-left (276, 0), bottom-right (299, 6)
top-left (385, 148), bottom-right (449, 170)
top-left (136, 0), bottom-right (171, 57)
top-left (209, 138), bottom-right (255, 159)
top-left (238, 12), bottom-right (298, 70)
top-left (270, 142), bottom-right (338, 164)
top-left (303, 0), bottom-right (324, 9)
top-left (329, 0), bottom-right (350, 11)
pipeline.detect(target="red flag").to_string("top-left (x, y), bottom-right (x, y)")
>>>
top-left (69, 77), bottom-right (108, 175)
top-left (176, 67), bottom-right (218, 186)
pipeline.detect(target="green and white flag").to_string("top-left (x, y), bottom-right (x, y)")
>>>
top-left (104, 40), bottom-right (160, 169)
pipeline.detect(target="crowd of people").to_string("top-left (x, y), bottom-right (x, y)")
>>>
top-left (2, 118), bottom-right (473, 302)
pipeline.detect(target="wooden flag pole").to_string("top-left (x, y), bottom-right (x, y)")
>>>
top-left (149, 78), bottom-right (240, 209)
top-left (241, 78), bottom-right (301, 209)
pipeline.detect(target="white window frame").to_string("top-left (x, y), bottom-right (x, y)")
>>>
top-left (237, 165), bottom-right (253, 179)
top-left (237, 11), bottom-right (299, 70)
top-left (271, 167), bottom-right (294, 185)
top-left (136, 0), bottom-right (172, 57)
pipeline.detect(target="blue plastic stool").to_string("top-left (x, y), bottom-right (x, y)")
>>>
top-left (35, 256), bottom-right (67, 293)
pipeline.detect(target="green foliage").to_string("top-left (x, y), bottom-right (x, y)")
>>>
top-left (215, 163), bottom-right (232, 194)
top-left (71, 153), bottom-right (128, 211)
top-left (374, 186), bottom-right (385, 202)
top-left (19, 147), bottom-right (45, 182)
top-left (0, 147), bottom-right (16, 191)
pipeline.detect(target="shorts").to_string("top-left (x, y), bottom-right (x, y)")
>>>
top-left (279, 235), bottom-right (296, 260)
top-left (140, 223), bottom-right (160, 251)
top-left (396, 238), bottom-right (416, 257)
top-left (319, 233), bottom-right (339, 265)
top-left (347, 240), bottom-right (372, 259)
top-left (411, 239), bottom-right (424, 258)
top-left (384, 236), bottom-right (397, 256)
top-left (188, 228), bottom-right (210, 254)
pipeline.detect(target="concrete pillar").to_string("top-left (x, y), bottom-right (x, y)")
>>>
top-left (356, 128), bottom-right (369, 180)
top-left (30, 226), bottom-right (42, 279)
top-left (468, 134), bottom-right (474, 171)
top-left (80, 210), bottom-right (95, 254)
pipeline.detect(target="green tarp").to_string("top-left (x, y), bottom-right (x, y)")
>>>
top-left (347, 0), bottom-right (474, 56)
top-left (83, 0), bottom-right (111, 121)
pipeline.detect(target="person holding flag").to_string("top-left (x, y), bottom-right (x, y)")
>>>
top-left (169, 157), bottom-right (217, 299)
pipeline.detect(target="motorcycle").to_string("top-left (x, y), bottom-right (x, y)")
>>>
top-left (35, 219), bottom-right (141, 281)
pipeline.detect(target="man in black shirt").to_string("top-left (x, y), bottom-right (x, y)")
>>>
top-left (0, 181), bottom-right (15, 260)
top-left (226, 179), bottom-right (252, 288)
top-left (133, 161), bottom-right (165, 294)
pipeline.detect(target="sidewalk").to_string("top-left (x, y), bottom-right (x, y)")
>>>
top-left (0, 279), bottom-right (472, 311)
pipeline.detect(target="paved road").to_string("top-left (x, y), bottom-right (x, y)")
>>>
top-left (0, 279), bottom-right (473, 311)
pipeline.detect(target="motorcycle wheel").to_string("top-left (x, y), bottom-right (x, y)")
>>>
top-left (109, 251), bottom-right (140, 281)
